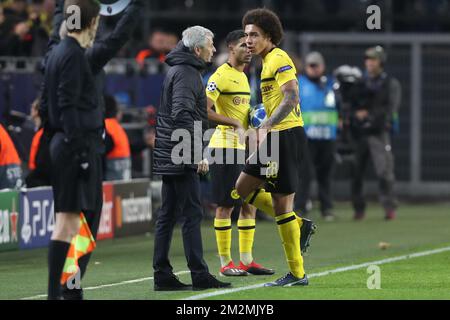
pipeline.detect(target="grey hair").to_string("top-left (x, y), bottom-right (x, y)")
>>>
top-left (182, 26), bottom-right (214, 51)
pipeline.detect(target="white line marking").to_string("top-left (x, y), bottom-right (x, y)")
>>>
top-left (183, 246), bottom-right (450, 300)
top-left (21, 270), bottom-right (190, 300)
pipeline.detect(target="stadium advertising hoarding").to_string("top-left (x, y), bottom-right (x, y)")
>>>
top-left (97, 183), bottom-right (115, 240)
top-left (0, 190), bottom-right (20, 252)
top-left (19, 187), bottom-right (55, 250)
top-left (113, 180), bottom-right (152, 238)
top-left (0, 180), bottom-right (151, 251)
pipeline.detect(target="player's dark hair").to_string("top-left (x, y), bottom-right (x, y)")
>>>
top-left (104, 95), bottom-right (118, 119)
top-left (242, 8), bottom-right (284, 46)
top-left (226, 30), bottom-right (246, 46)
top-left (64, 0), bottom-right (100, 33)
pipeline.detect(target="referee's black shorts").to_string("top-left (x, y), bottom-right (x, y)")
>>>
top-left (243, 126), bottom-right (307, 194)
top-left (209, 148), bottom-right (245, 208)
top-left (49, 132), bottom-right (103, 214)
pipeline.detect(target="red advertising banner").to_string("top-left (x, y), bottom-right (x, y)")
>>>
top-left (97, 182), bottom-right (114, 240)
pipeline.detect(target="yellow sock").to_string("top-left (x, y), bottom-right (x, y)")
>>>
top-left (244, 189), bottom-right (275, 218)
top-left (244, 189), bottom-right (304, 228)
top-left (238, 219), bottom-right (255, 265)
top-left (214, 218), bottom-right (232, 267)
top-left (275, 212), bottom-right (305, 278)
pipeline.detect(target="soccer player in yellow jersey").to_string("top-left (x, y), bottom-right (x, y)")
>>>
top-left (235, 8), bottom-right (317, 286)
top-left (206, 30), bottom-right (274, 277)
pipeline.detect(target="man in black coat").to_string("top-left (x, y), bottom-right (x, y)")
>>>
top-left (43, 0), bottom-right (101, 300)
top-left (39, 0), bottom-right (143, 300)
top-left (153, 26), bottom-right (230, 291)
top-left (351, 46), bottom-right (401, 221)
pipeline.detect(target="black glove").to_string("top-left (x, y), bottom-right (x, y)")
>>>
top-left (66, 137), bottom-right (90, 180)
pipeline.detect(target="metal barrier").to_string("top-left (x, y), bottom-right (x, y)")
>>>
top-left (298, 33), bottom-right (450, 197)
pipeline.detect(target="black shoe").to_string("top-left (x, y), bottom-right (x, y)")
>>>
top-left (154, 273), bottom-right (192, 291)
top-left (192, 273), bottom-right (231, 291)
top-left (264, 272), bottom-right (309, 287)
top-left (62, 286), bottom-right (84, 300)
top-left (300, 218), bottom-right (317, 254)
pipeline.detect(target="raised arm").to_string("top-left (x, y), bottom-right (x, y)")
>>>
top-left (86, 0), bottom-right (144, 74)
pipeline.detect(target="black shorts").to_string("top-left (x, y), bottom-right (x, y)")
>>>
top-left (49, 132), bottom-right (103, 214)
top-left (209, 148), bottom-right (245, 207)
top-left (243, 126), bottom-right (307, 194)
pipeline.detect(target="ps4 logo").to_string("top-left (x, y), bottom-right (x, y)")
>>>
top-left (21, 196), bottom-right (55, 245)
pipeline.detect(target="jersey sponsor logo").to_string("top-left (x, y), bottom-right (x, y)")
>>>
top-left (207, 82), bottom-right (217, 92)
top-left (262, 85), bottom-right (273, 93)
top-left (232, 96), bottom-right (250, 105)
top-left (277, 65), bottom-right (293, 73)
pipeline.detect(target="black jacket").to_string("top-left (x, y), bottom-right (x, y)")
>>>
top-left (352, 72), bottom-right (401, 135)
top-left (44, 37), bottom-right (102, 139)
top-left (153, 42), bottom-right (208, 176)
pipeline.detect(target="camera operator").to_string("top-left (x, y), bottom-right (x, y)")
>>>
top-left (350, 46), bottom-right (402, 221)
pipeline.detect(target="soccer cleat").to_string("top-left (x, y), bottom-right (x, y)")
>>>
top-left (264, 272), bottom-right (309, 287)
top-left (238, 261), bottom-right (275, 275)
top-left (220, 261), bottom-right (248, 276)
top-left (300, 218), bottom-right (317, 254)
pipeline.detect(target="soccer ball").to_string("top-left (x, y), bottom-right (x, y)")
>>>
top-left (249, 103), bottom-right (267, 128)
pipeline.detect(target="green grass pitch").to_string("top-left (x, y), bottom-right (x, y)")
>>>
top-left (1, 202), bottom-right (449, 300)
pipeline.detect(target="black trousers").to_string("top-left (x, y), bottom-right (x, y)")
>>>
top-left (153, 170), bottom-right (209, 280)
top-left (351, 132), bottom-right (397, 213)
top-left (295, 139), bottom-right (335, 215)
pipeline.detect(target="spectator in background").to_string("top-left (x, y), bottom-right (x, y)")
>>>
top-left (26, 97), bottom-right (52, 187)
top-left (295, 52), bottom-right (337, 222)
top-left (351, 46), bottom-right (401, 221)
top-left (0, 123), bottom-right (23, 189)
top-left (0, 0), bottom-right (54, 56)
top-left (104, 95), bottom-right (132, 181)
top-left (135, 29), bottom-right (178, 66)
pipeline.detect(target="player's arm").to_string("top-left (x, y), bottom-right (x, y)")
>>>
top-left (86, 0), bottom-right (144, 74)
top-left (57, 50), bottom-right (83, 141)
top-left (260, 79), bottom-right (299, 130)
top-left (206, 98), bottom-right (243, 129)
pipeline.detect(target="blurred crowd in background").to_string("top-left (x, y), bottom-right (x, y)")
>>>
top-left (2, 0), bottom-right (450, 58)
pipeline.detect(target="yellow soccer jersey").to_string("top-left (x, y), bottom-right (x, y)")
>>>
top-left (206, 63), bottom-right (251, 150)
top-left (261, 48), bottom-right (304, 131)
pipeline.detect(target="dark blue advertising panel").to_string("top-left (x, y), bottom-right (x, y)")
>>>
top-left (19, 187), bottom-right (55, 249)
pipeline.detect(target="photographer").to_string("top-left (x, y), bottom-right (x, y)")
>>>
top-left (349, 46), bottom-right (402, 221)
